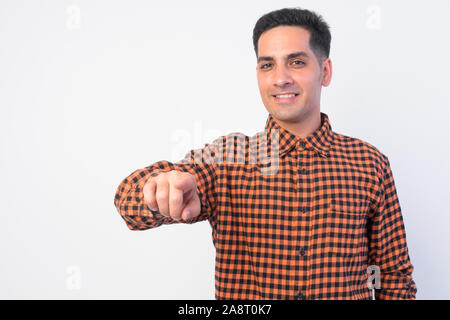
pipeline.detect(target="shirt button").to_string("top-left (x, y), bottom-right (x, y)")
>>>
top-left (297, 291), bottom-right (305, 299)
top-left (299, 141), bottom-right (306, 148)
top-left (300, 207), bottom-right (309, 213)
top-left (299, 168), bottom-right (308, 174)
top-left (299, 248), bottom-right (306, 257)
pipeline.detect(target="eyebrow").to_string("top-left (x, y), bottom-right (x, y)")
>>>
top-left (257, 51), bottom-right (310, 64)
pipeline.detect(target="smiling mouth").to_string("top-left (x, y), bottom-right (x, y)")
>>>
top-left (272, 93), bottom-right (299, 103)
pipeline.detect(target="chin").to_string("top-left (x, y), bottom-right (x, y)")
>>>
top-left (269, 106), bottom-right (305, 122)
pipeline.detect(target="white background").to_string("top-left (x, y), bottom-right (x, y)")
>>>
top-left (1, 0), bottom-right (449, 299)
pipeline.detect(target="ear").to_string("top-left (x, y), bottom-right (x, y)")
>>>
top-left (321, 58), bottom-right (332, 87)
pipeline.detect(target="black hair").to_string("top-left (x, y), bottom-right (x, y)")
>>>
top-left (252, 7), bottom-right (331, 64)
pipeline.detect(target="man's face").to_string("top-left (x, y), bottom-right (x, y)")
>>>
top-left (256, 26), bottom-right (331, 124)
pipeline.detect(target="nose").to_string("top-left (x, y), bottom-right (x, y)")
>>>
top-left (273, 64), bottom-right (294, 87)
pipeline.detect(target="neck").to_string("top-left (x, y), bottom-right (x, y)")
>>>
top-left (275, 111), bottom-right (322, 139)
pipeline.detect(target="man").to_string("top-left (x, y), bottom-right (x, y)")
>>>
top-left (114, 7), bottom-right (417, 300)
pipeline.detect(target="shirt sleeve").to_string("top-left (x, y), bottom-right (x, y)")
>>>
top-left (368, 155), bottom-right (417, 299)
top-left (113, 141), bottom-right (219, 231)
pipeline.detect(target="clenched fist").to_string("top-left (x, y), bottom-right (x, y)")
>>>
top-left (143, 170), bottom-right (201, 221)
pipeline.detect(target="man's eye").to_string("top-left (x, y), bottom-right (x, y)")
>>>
top-left (292, 60), bottom-right (305, 66)
top-left (260, 63), bottom-right (272, 69)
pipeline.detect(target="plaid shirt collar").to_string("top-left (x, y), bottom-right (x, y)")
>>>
top-left (264, 112), bottom-right (334, 158)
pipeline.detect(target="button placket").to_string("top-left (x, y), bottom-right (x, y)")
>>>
top-left (295, 140), bottom-right (311, 301)
top-left (298, 144), bottom-right (308, 174)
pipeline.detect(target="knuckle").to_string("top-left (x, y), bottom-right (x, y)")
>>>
top-left (168, 170), bottom-right (179, 179)
top-left (169, 171), bottom-right (181, 181)
top-left (153, 173), bottom-right (167, 183)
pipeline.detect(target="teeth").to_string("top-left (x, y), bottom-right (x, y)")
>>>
top-left (276, 94), bottom-right (296, 98)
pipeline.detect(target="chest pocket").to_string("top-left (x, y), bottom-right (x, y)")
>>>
top-left (312, 199), bottom-right (369, 256)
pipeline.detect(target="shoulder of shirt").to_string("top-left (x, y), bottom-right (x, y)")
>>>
top-left (193, 131), bottom-right (252, 154)
top-left (331, 131), bottom-right (390, 169)
top-left (203, 131), bottom-right (264, 162)
top-left (207, 131), bottom-right (250, 145)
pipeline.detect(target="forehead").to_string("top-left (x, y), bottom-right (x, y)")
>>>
top-left (257, 25), bottom-right (312, 58)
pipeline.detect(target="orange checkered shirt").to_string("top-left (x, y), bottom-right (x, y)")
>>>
top-left (114, 112), bottom-right (417, 300)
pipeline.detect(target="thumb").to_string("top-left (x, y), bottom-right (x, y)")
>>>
top-left (181, 192), bottom-right (201, 220)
